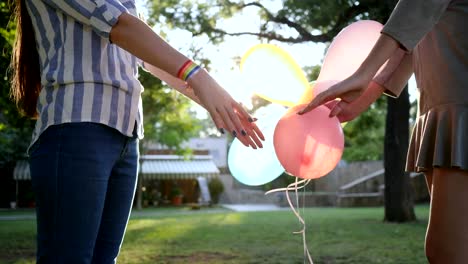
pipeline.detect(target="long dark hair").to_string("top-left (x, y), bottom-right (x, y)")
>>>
top-left (10, 0), bottom-right (40, 118)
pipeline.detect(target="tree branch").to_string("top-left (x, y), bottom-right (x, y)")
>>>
top-left (198, 2), bottom-right (369, 43)
top-left (240, 2), bottom-right (332, 42)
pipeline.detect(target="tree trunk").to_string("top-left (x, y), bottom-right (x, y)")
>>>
top-left (384, 87), bottom-right (416, 222)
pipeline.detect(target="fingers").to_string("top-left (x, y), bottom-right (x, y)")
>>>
top-left (212, 105), bottom-right (257, 149)
top-left (324, 100), bottom-right (340, 111)
top-left (226, 102), bottom-right (265, 149)
top-left (213, 106), bottom-right (237, 138)
top-left (251, 121), bottom-right (265, 142)
top-left (236, 102), bottom-right (255, 123)
top-left (212, 114), bottom-right (226, 135)
top-left (234, 102), bottom-right (265, 142)
top-left (297, 87), bottom-right (339, 115)
top-left (204, 95), bottom-right (264, 149)
top-left (224, 105), bottom-right (245, 138)
top-left (297, 75), bottom-right (366, 115)
top-left (329, 100), bottom-right (347, 118)
top-left (210, 103), bottom-right (264, 149)
top-left (330, 100), bottom-right (357, 123)
top-left (240, 116), bottom-right (264, 149)
top-left (226, 106), bottom-right (264, 149)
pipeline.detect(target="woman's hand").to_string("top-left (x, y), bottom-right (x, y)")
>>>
top-left (297, 33), bottom-right (400, 118)
top-left (188, 69), bottom-right (265, 149)
top-left (298, 73), bottom-right (371, 117)
top-left (300, 77), bottom-right (385, 123)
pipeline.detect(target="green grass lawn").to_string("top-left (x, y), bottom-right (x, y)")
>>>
top-left (0, 205), bottom-right (429, 264)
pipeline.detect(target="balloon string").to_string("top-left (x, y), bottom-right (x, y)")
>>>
top-left (266, 178), bottom-right (314, 264)
top-left (301, 179), bottom-right (307, 264)
top-left (264, 178), bottom-right (309, 194)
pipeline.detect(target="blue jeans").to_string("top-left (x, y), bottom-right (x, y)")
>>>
top-left (29, 122), bottom-right (139, 264)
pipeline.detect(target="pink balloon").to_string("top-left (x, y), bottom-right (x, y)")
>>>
top-left (313, 20), bottom-right (383, 96)
top-left (273, 104), bottom-right (344, 179)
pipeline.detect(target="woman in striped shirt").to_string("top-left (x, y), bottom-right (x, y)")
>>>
top-left (11, 0), bottom-right (264, 263)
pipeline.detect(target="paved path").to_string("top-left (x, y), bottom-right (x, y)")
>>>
top-left (221, 204), bottom-right (287, 212)
top-left (0, 215), bottom-right (36, 221)
top-left (0, 204), bottom-right (287, 221)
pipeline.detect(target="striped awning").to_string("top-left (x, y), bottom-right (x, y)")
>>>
top-left (139, 155), bottom-right (220, 180)
top-left (13, 155), bottom-right (220, 181)
top-left (13, 160), bottom-right (30, 180)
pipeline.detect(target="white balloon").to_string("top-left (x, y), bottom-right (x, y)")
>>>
top-left (228, 105), bottom-right (287, 186)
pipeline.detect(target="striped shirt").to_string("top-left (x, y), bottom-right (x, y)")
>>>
top-left (26, 0), bottom-right (144, 149)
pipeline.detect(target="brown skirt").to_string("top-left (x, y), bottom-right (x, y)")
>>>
top-left (406, 104), bottom-right (468, 172)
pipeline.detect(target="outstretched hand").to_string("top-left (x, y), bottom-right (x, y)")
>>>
top-left (298, 74), bottom-right (386, 123)
top-left (188, 69), bottom-right (265, 149)
top-left (297, 73), bottom-right (371, 120)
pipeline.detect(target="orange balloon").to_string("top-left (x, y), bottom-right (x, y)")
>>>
top-left (273, 104), bottom-right (344, 179)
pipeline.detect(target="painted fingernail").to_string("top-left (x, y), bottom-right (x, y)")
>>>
top-left (241, 130), bottom-right (247, 136)
top-left (232, 130), bottom-right (237, 137)
top-left (219, 128), bottom-right (225, 134)
top-left (248, 117), bottom-right (254, 122)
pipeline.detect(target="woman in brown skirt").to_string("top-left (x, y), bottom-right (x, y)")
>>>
top-left (300, 0), bottom-right (468, 262)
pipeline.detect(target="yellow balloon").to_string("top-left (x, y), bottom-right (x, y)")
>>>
top-left (297, 81), bottom-right (316, 105)
top-left (240, 44), bottom-right (311, 107)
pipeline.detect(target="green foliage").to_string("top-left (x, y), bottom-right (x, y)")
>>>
top-left (138, 70), bottom-right (201, 152)
top-left (342, 97), bottom-right (387, 161)
top-left (147, 0), bottom-right (389, 44)
top-left (170, 183), bottom-right (183, 198)
top-left (0, 1), bottom-right (35, 167)
top-left (303, 65), bottom-right (321, 81)
top-left (208, 177), bottom-right (224, 204)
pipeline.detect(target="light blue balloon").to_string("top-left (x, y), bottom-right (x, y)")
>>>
top-left (228, 105), bottom-right (286, 186)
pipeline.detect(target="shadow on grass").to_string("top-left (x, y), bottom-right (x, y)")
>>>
top-left (0, 206), bottom-right (430, 264)
top-left (119, 207), bottom-right (429, 264)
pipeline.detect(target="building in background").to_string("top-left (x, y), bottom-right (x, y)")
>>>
top-left (182, 137), bottom-right (228, 169)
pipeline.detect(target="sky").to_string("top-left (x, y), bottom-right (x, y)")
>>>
top-left (136, 0), bottom-right (417, 119)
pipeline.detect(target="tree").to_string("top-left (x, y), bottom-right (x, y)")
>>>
top-left (382, 0), bottom-right (415, 222)
top-left (0, 1), bottom-right (36, 207)
top-left (147, 0), bottom-right (415, 221)
top-left (0, 2), bottom-right (35, 167)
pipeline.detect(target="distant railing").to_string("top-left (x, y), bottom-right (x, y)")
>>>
top-left (337, 169), bottom-right (424, 206)
top-left (339, 169), bottom-right (385, 192)
top-left (339, 169), bottom-right (423, 193)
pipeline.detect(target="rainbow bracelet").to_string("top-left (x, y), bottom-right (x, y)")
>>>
top-left (177, 60), bottom-right (201, 81)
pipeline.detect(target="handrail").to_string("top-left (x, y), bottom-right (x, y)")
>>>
top-left (339, 170), bottom-right (423, 192)
top-left (337, 192), bottom-right (382, 198)
top-left (339, 168), bottom-right (385, 191)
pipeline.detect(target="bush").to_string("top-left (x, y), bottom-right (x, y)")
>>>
top-left (208, 178), bottom-right (224, 204)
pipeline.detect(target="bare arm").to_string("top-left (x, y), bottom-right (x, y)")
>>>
top-left (110, 13), bottom-right (187, 76)
top-left (143, 63), bottom-right (203, 106)
top-left (355, 34), bottom-right (401, 83)
top-left (109, 13), bottom-right (264, 148)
